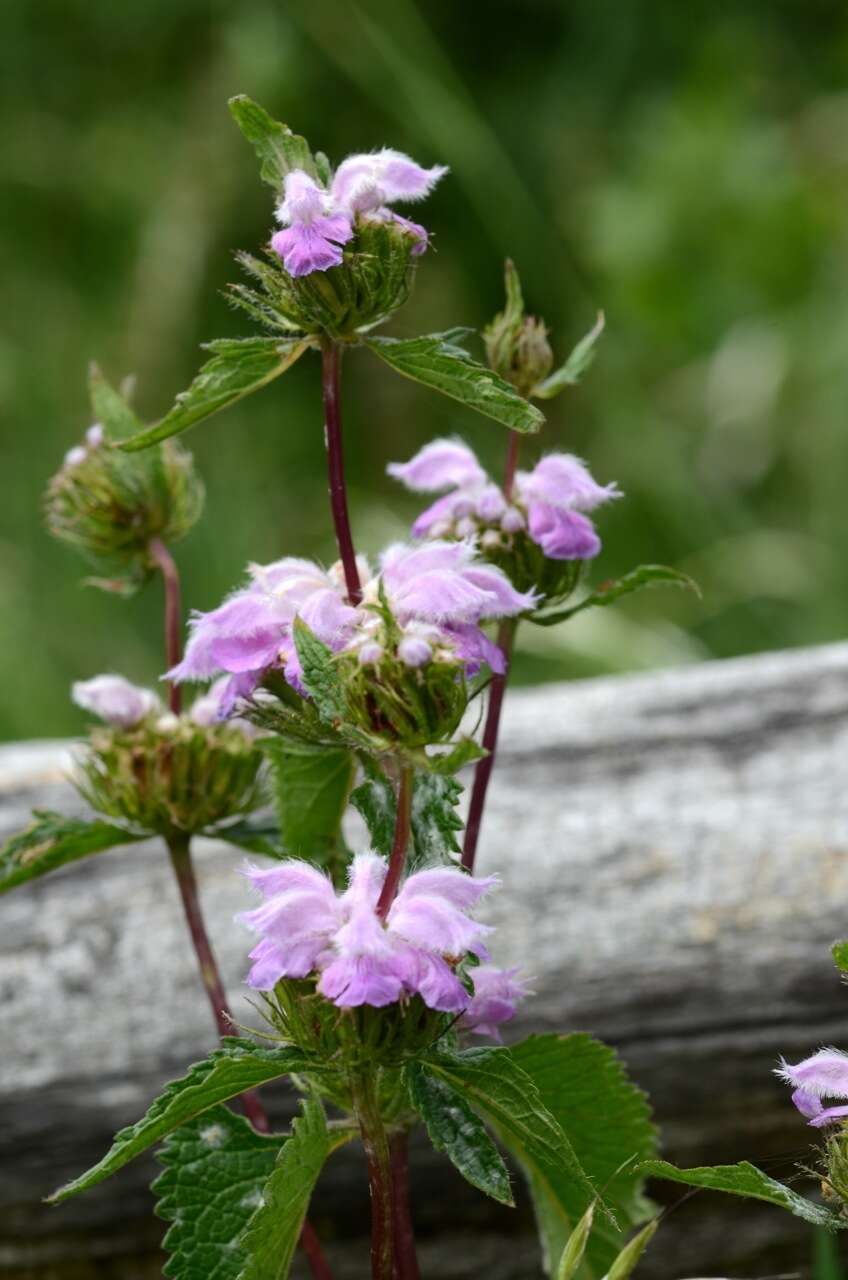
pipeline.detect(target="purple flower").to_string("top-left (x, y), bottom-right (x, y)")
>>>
top-left (776, 1049), bottom-right (848, 1127)
top-left (189, 677), bottom-right (257, 737)
top-left (461, 965), bottom-right (530, 1041)
top-left (238, 852), bottom-right (498, 1012)
top-left (72, 674), bottom-right (161, 729)
top-left (271, 170), bottom-right (354, 277)
top-left (331, 149), bottom-right (447, 252)
top-left (389, 438), bottom-right (621, 561)
top-left (168, 541), bottom-right (530, 703)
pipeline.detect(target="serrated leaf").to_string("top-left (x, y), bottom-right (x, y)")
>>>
top-left (209, 816), bottom-right (286, 859)
top-left (423, 1048), bottom-right (603, 1268)
top-left (510, 1034), bottom-right (659, 1276)
top-left (260, 739), bottom-right (353, 862)
top-left (406, 1063), bottom-right (513, 1206)
top-left (0, 810), bottom-right (146, 894)
top-left (366, 333), bottom-right (544, 434)
top-left (88, 363), bottom-right (143, 439)
top-left (426, 736), bottom-right (487, 775)
top-left (236, 1097), bottom-right (330, 1280)
top-left (228, 96), bottom-right (318, 188)
top-left (119, 338), bottom-right (309, 452)
top-left (154, 1105), bottom-right (287, 1280)
top-left (50, 1040), bottom-right (315, 1202)
top-left (530, 565), bottom-right (698, 628)
top-left (350, 759), bottom-right (397, 858)
top-left (640, 1159), bottom-right (842, 1229)
top-left (532, 313), bottom-right (605, 399)
top-left (833, 941), bottom-right (848, 973)
top-left (292, 618), bottom-right (346, 723)
top-left (411, 772), bottom-right (463, 864)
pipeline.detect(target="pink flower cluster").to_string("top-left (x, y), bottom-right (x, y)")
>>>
top-left (271, 150), bottom-right (448, 277)
top-left (168, 540), bottom-right (534, 714)
top-left (238, 852), bottom-right (526, 1035)
top-left (389, 439), bottom-right (621, 560)
top-left (72, 674), bottom-right (252, 735)
top-left (777, 1048), bottom-right (848, 1127)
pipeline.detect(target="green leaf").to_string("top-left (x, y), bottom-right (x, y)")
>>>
top-left (509, 1034), bottom-right (658, 1275)
top-left (530, 565), bottom-right (698, 628)
top-left (119, 338), bottom-right (310, 452)
top-left (0, 810), bottom-right (146, 894)
top-left (292, 618), bottom-right (346, 723)
top-left (237, 1097), bottom-right (330, 1280)
top-left (350, 759), bottom-right (397, 858)
top-left (49, 1040), bottom-right (315, 1202)
top-left (833, 941), bottom-right (848, 973)
top-left (532, 313), bottom-right (605, 399)
top-left (556, 1204), bottom-right (595, 1280)
top-left (603, 1220), bottom-right (658, 1280)
top-left (154, 1105), bottom-right (287, 1280)
top-left (406, 1063), bottom-right (513, 1206)
top-left (423, 1048), bottom-right (603, 1270)
top-left (411, 772), bottom-right (463, 864)
top-left (641, 1160), bottom-right (843, 1229)
top-left (260, 738), bottom-right (354, 862)
top-left (366, 333), bottom-right (544, 434)
top-left (425, 736), bottom-right (487, 775)
top-left (209, 816), bottom-right (286, 859)
top-left (228, 96), bottom-right (318, 188)
top-left (502, 259), bottom-right (525, 326)
top-left (88, 363), bottom-right (143, 439)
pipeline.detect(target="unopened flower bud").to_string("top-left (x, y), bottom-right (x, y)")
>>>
top-left (501, 507), bottom-right (525, 534)
top-left (481, 529), bottom-right (502, 550)
top-left (72, 675), bottom-right (160, 730)
top-left (46, 386), bottom-right (204, 594)
top-left (358, 641), bottom-right (384, 666)
top-left (154, 712), bottom-right (180, 734)
top-left (483, 260), bottom-right (553, 395)
top-left (397, 636), bottom-right (433, 667)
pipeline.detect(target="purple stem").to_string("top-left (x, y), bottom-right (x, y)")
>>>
top-left (350, 1071), bottom-right (395, 1280)
top-left (376, 766), bottom-right (414, 920)
top-left (148, 537), bottom-right (182, 714)
top-left (321, 338), bottom-right (362, 605)
top-left (462, 616), bottom-right (517, 872)
top-left (390, 1133), bottom-right (421, 1280)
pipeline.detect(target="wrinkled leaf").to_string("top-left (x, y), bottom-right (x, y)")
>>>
top-left (292, 618), bottom-right (346, 723)
top-left (531, 565), bottom-right (698, 628)
top-left (236, 1098), bottom-right (330, 1280)
top-left (261, 738), bottom-right (353, 862)
top-left (510, 1034), bottom-right (658, 1275)
top-left (411, 772), bottom-right (463, 864)
top-left (228, 96), bottom-right (318, 187)
top-left (350, 759), bottom-right (397, 858)
top-left (0, 810), bottom-right (146, 895)
top-left (641, 1159), bottom-right (842, 1229)
top-left (423, 1048), bottom-right (603, 1270)
top-left (154, 1105), bottom-right (287, 1280)
top-left (366, 332), bottom-right (544, 434)
top-left (532, 313), bottom-right (605, 399)
top-left (407, 1063), bottom-right (513, 1206)
top-left (50, 1040), bottom-right (314, 1202)
top-left (120, 338), bottom-right (309, 452)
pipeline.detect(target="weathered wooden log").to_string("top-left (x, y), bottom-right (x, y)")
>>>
top-left (4, 643), bottom-right (848, 1278)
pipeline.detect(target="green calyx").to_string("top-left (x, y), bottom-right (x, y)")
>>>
top-left (484, 532), bottom-right (585, 609)
top-left (75, 718), bottom-right (264, 837)
top-left (234, 218), bottom-right (419, 342)
top-left (484, 260), bottom-right (553, 397)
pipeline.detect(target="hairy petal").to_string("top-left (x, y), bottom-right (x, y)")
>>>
top-left (387, 439), bottom-right (486, 493)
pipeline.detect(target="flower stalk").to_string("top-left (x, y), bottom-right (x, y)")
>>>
top-left (461, 617), bottom-right (517, 871)
top-left (148, 536), bottom-right (183, 714)
top-left (390, 1132), bottom-right (421, 1280)
top-left (321, 338), bottom-right (362, 605)
top-left (350, 1069), bottom-right (395, 1280)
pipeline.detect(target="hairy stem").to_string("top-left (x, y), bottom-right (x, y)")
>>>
top-left (321, 338), bottom-right (362, 605)
top-left (376, 766), bottom-right (414, 919)
top-left (148, 537), bottom-right (182, 714)
top-left (389, 1133), bottom-right (420, 1280)
top-left (461, 617), bottom-right (517, 871)
top-left (350, 1071), bottom-right (395, 1280)
top-left (166, 834), bottom-right (333, 1279)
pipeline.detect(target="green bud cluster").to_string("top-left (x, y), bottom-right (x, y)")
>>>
top-left (75, 718), bottom-right (264, 837)
top-left (44, 434), bottom-right (204, 594)
top-left (339, 647), bottom-right (468, 750)
top-left (483, 260), bottom-right (553, 397)
top-left (822, 1129), bottom-right (848, 1213)
top-left (483, 532), bottom-right (584, 608)
top-left (234, 219), bottom-right (418, 342)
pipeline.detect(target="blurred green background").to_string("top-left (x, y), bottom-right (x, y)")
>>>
top-left (4, 0), bottom-right (848, 740)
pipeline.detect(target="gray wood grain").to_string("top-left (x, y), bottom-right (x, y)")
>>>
top-left (3, 643), bottom-right (848, 1278)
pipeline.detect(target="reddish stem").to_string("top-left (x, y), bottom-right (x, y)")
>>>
top-left (321, 339), bottom-right (362, 605)
top-left (461, 618), bottom-right (516, 872)
top-left (148, 537), bottom-right (182, 714)
top-left (389, 1133), bottom-right (420, 1280)
top-left (350, 1071), bottom-right (395, 1280)
top-left (376, 767), bottom-right (414, 919)
top-left (502, 431), bottom-right (521, 503)
top-left (166, 834), bottom-right (333, 1280)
